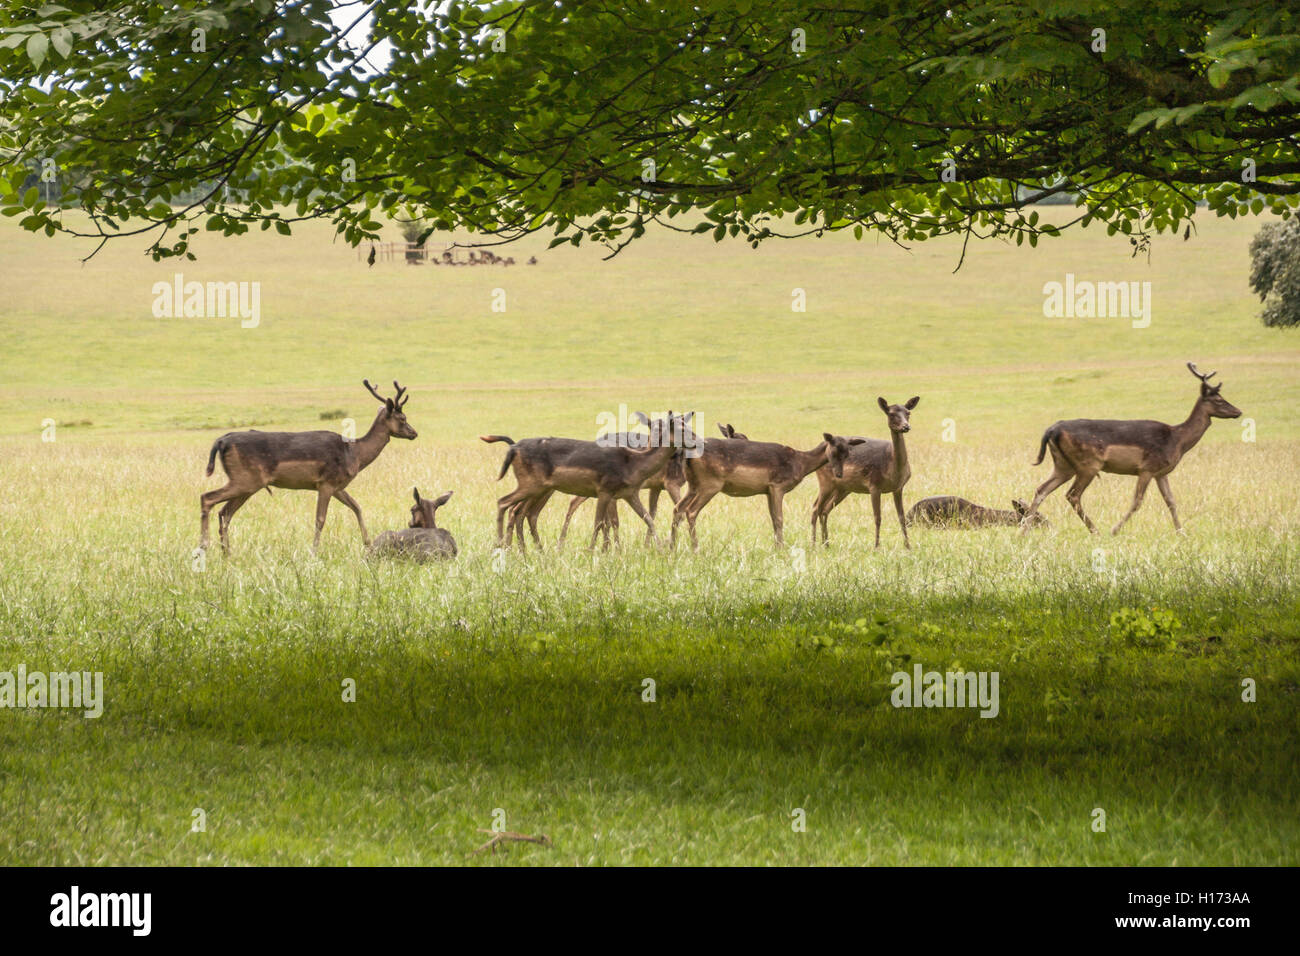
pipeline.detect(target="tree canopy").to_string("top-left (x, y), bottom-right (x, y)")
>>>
top-left (1, 0), bottom-right (1298, 260)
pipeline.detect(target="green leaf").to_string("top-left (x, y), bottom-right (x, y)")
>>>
top-left (26, 32), bottom-right (48, 68)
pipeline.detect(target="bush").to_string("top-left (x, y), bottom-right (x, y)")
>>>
top-left (1248, 218), bottom-right (1300, 328)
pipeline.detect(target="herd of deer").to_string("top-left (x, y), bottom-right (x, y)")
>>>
top-left (197, 364), bottom-right (1241, 558)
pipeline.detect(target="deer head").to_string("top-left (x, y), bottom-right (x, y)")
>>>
top-left (1187, 363), bottom-right (1241, 419)
top-left (1013, 498), bottom-right (1049, 527)
top-left (877, 396), bottom-right (920, 433)
top-left (409, 487), bottom-right (452, 528)
top-left (365, 379), bottom-right (419, 439)
top-left (823, 432), bottom-right (867, 478)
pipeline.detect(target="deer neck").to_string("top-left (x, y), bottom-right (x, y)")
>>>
top-left (797, 442), bottom-right (831, 479)
top-left (889, 429), bottom-right (910, 480)
top-left (353, 412), bottom-right (391, 471)
top-left (1173, 398), bottom-right (1213, 456)
top-left (632, 441), bottom-right (678, 481)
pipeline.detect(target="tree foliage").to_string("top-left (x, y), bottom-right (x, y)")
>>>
top-left (1, 0), bottom-right (1298, 260)
top-left (1249, 217), bottom-right (1300, 327)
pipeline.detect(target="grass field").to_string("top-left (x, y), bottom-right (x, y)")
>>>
top-left (1, 210), bottom-right (1297, 865)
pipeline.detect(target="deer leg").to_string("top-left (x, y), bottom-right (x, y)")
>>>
top-left (683, 487), bottom-right (719, 551)
top-left (332, 489), bottom-right (369, 546)
top-left (871, 491), bottom-right (883, 548)
top-left (1111, 474), bottom-right (1152, 536)
top-left (893, 490), bottom-right (910, 549)
top-left (1064, 473), bottom-right (1098, 533)
top-left (200, 485), bottom-right (241, 550)
top-left (217, 494), bottom-right (252, 555)
top-left (1155, 475), bottom-right (1182, 533)
top-left (623, 494), bottom-right (655, 543)
top-left (766, 488), bottom-right (786, 546)
top-left (313, 488), bottom-right (333, 552)
top-left (647, 487), bottom-right (661, 521)
top-left (496, 489), bottom-right (532, 548)
top-left (525, 490), bottom-right (552, 550)
top-left (1020, 469), bottom-right (1072, 532)
top-left (558, 496), bottom-right (585, 546)
top-left (671, 490), bottom-right (696, 549)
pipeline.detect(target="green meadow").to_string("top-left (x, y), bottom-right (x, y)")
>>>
top-left (0, 210), bottom-right (1297, 864)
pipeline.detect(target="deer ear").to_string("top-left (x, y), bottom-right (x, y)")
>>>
top-left (905, 396), bottom-right (920, 409)
top-left (634, 411), bottom-right (650, 426)
top-left (850, 437), bottom-right (867, 445)
top-left (1013, 499), bottom-right (1028, 514)
top-left (413, 487), bottom-right (421, 504)
top-left (433, 491), bottom-right (453, 508)
top-left (877, 397), bottom-right (889, 412)
top-left (823, 432), bottom-right (834, 444)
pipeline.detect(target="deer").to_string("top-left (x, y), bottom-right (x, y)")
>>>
top-left (810, 397), bottom-right (919, 548)
top-left (671, 431), bottom-right (860, 549)
top-left (552, 419), bottom-right (746, 544)
top-left (1020, 362), bottom-right (1241, 535)
top-left (906, 496), bottom-right (1048, 529)
top-left (369, 488), bottom-right (457, 560)
top-left (483, 413), bottom-right (696, 550)
top-left (199, 380), bottom-right (417, 554)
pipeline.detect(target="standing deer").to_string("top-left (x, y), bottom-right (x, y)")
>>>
top-left (810, 397), bottom-right (919, 548)
top-left (369, 488), bottom-right (457, 560)
top-left (671, 431), bottom-right (860, 549)
top-left (483, 413), bottom-right (695, 550)
top-left (1021, 362), bottom-right (1241, 534)
top-left (200, 380), bottom-right (417, 554)
top-left (553, 420), bottom-right (746, 544)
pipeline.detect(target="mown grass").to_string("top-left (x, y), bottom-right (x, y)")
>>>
top-left (0, 210), bottom-right (1297, 864)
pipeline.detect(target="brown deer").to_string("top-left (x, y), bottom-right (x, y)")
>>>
top-left (369, 488), bottom-right (457, 560)
top-left (810, 397), bottom-right (918, 548)
top-left (483, 413), bottom-right (696, 550)
top-left (200, 380), bottom-right (417, 554)
top-left (1021, 362), bottom-right (1241, 535)
top-left (906, 496), bottom-right (1048, 529)
top-left (552, 419), bottom-right (746, 544)
top-left (671, 432), bottom-right (859, 549)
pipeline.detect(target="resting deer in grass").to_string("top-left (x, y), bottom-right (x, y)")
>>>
top-left (200, 380), bottom-right (417, 554)
top-left (906, 496), bottom-right (1048, 529)
top-left (369, 488), bottom-right (457, 560)
top-left (483, 413), bottom-right (696, 550)
top-left (811, 397), bottom-right (918, 548)
top-left (671, 430), bottom-right (859, 549)
top-left (1021, 362), bottom-right (1241, 534)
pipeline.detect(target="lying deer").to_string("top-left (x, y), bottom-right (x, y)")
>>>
top-left (369, 488), bottom-right (457, 560)
top-left (200, 380), bottom-right (417, 554)
top-left (671, 431), bottom-right (859, 548)
top-left (906, 496), bottom-right (1048, 529)
top-left (1021, 362), bottom-right (1241, 534)
top-left (811, 397), bottom-right (919, 548)
top-left (484, 413), bottom-right (696, 550)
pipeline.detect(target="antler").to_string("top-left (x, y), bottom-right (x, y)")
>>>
top-left (363, 379), bottom-right (387, 403)
top-left (1187, 362), bottom-right (1217, 384)
top-left (393, 380), bottom-right (409, 408)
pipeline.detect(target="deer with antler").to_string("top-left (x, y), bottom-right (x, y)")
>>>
top-left (200, 380), bottom-right (418, 554)
top-left (1020, 363), bottom-right (1241, 534)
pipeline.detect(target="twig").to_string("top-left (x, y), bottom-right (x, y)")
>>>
top-left (471, 830), bottom-right (553, 856)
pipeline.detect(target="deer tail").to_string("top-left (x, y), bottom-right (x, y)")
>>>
top-left (205, 436), bottom-right (226, 477)
top-left (479, 435), bottom-right (517, 481)
top-left (1033, 425), bottom-right (1059, 466)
